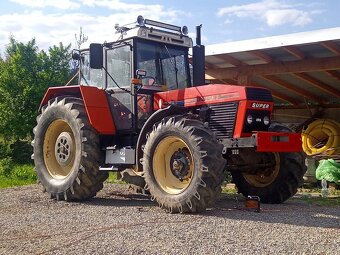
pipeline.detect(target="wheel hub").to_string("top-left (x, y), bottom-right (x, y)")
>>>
top-left (55, 132), bottom-right (73, 167)
top-left (152, 136), bottom-right (194, 195)
top-left (170, 149), bottom-right (191, 181)
top-left (243, 152), bottom-right (280, 187)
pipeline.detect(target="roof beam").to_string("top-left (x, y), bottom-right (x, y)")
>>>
top-left (204, 61), bottom-right (218, 70)
top-left (293, 72), bottom-right (340, 98)
top-left (214, 54), bottom-right (245, 67)
top-left (282, 46), bottom-right (305, 59)
top-left (189, 58), bottom-right (219, 70)
top-left (261, 75), bottom-right (324, 104)
top-left (250, 50), bottom-right (273, 63)
top-left (326, 70), bottom-right (340, 80)
top-left (320, 41), bottom-right (340, 55)
top-left (205, 56), bottom-right (340, 80)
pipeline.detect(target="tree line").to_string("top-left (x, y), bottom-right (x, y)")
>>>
top-left (0, 37), bottom-right (74, 167)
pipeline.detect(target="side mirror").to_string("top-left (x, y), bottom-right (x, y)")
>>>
top-left (136, 69), bottom-right (147, 78)
top-left (89, 43), bottom-right (103, 69)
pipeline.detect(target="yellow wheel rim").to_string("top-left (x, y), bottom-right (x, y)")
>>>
top-left (243, 153), bottom-right (280, 188)
top-left (43, 120), bottom-right (76, 179)
top-left (153, 136), bottom-right (193, 195)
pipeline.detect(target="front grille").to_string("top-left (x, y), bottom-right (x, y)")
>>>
top-left (208, 102), bottom-right (238, 139)
top-left (246, 87), bottom-right (273, 102)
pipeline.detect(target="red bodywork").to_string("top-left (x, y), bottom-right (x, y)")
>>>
top-left (154, 84), bottom-right (301, 152)
top-left (40, 86), bottom-right (116, 134)
top-left (255, 132), bottom-right (302, 152)
top-left (154, 84), bottom-right (274, 138)
top-left (154, 84), bottom-right (247, 108)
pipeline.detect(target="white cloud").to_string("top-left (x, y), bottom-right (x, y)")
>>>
top-left (266, 9), bottom-right (311, 26)
top-left (0, 2), bottom-right (184, 51)
top-left (217, 0), bottom-right (316, 27)
top-left (79, 0), bottom-right (183, 22)
top-left (81, 0), bottom-right (160, 12)
top-left (9, 0), bottom-right (80, 9)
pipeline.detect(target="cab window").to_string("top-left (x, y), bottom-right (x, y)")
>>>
top-left (79, 51), bottom-right (104, 87)
top-left (106, 44), bottom-right (132, 89)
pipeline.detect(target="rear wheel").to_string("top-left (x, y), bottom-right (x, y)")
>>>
top-left (231, 124), bottom-right (306, 203)
top-left (142, 116), bottom-right (226, 213)
top-left (32, 97), bottom-right (108, 200)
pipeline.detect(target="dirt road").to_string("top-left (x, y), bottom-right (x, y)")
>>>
top-left (0, 184), bottom-right (339, 255)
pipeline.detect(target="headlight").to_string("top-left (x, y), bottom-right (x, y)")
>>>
top-left (137, 15), bottom-right (145, 26)
top-left (181, 26), bottom-right (188, 35)
top-left (263, 116), bottom-right (270, 125)
top-left (247, 115), bottom-right (253, 124)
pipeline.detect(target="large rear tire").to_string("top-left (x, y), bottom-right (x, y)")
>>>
top-left (32, 97), bottom-right (108, 200)
top-left (142, 116), bottom-right (226, 213)
top-left (231, 123), bottom-right (306, 203)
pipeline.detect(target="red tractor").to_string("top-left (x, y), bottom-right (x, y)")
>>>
top-left (32, 16), bottom-right (306, 213)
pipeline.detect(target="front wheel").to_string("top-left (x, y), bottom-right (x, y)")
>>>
top-left (32, 97), bottom-right (108, 200)
top-left (142, 116), bottom-right (226, 213)
top-left (231, 123), bottom-right (306, 203)
top-left (232, 151), bottom-right (306, 203)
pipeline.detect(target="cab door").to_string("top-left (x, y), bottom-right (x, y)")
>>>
top-left (105, 42), bottom-right (134, 132)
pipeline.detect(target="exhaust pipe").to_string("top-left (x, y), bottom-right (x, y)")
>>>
top-left (192, 25), bottom-right (205, 86)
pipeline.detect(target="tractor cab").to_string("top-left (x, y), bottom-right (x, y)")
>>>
top-left (77, 16), bottom-right (193, 132)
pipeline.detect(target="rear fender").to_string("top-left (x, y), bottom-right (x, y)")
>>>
top-left (39, 85), bottom-right (116, 134)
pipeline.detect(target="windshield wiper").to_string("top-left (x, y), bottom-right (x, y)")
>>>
top-left (163, 45), bottom-right (179, 88)
top-left (102, 66), bottom-right (132, 95)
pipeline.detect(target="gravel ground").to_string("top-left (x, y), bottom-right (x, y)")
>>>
top-left (0, 184), bottom-right (339, 255)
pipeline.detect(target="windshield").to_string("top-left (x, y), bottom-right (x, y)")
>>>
top-left (136, 40), bottom-right (190, 90)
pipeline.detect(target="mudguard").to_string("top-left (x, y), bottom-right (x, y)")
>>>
top-left (39, 85), bottom-right (116, 135)
top-left (135, 105), bottom-right (188, 172)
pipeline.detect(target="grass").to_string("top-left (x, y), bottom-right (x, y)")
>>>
top-left (0, 164), bottom-right (37, 188)
top-left (222, 184), bottom-right (238, 194)
top-left (0, 165), bottom-right (125, 189)
top-left (106, 172), bottom-right (126, 184)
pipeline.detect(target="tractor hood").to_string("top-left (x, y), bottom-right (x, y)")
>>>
top-left (154, 84), bottom-right (273, 109)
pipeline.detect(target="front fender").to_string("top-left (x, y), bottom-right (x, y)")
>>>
top-left (39, 85), bottom-right (116, 135)
top-left (135, 105), bottom-right (188, 172)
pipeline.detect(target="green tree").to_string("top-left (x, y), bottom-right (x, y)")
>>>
top-left (0, 37), bottom-right (72, 140)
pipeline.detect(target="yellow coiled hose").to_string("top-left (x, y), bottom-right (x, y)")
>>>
top-left (302, 119), bottom-right (340, 156)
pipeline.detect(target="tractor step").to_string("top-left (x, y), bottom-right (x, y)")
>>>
top-left (99, 166), bottom-right (119, 171)
top-left (105, 146), bottom-right (135, 165)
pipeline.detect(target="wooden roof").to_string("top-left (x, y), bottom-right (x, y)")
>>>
top-left (204, 27), bottom-right (340, 109)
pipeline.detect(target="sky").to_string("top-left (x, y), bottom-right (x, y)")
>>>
top-left (0, 0), bottom-right (339, 52)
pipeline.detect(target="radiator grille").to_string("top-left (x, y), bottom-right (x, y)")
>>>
top-left (246, 87), bottom-right (273, 102)
top-left (208, 102), bottom-right (238, 139)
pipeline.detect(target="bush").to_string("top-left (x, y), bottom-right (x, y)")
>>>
top-left (0, 139), bottom-right (12, 159)
top-left (0, 157), bottom-right (14, 176)
top-left (11, 139), bottom-right (33, 164)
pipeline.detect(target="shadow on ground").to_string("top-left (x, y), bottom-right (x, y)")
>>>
top-left (84, 184), bottom-right (340, 229)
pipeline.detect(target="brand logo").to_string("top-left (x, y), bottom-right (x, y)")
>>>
top-left (251, 102), bottom-right (270, 109)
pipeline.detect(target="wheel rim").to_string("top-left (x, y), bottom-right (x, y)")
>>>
top-left (153, 136), bottom-right (193, 195)
top-left (43, 120), bottom-right (76, 179)
top-left (243, 153), bottom-right (280, 188)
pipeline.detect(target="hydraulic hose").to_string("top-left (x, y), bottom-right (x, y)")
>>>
top-left (302, 119), bottom-right (340, 156)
